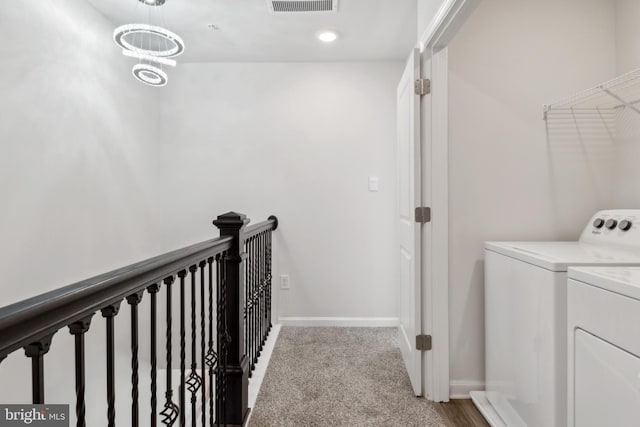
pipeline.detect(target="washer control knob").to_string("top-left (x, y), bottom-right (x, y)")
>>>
top-left (593, 218), bottom-right (605, 229)
top-left (619, 220), bottom-right (633, 231)
top-left (605, 219), bottom-right (618, 230)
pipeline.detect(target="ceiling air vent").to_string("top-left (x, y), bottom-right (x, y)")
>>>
top-left (267, 0), bottom-right (338, 14)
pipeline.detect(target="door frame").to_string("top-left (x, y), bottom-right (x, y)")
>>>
top-left (417, 0), bottom-right (481, 403)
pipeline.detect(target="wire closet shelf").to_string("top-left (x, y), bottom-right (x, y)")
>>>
top-left (543, 68), bottom-right (640, 121)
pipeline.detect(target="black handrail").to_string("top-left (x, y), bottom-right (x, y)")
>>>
top-left (0, 236), bottom-right (232, 359)
top-left (245, 215), bottom-right (279, 239)
top-left (0, 211), bottom-right (278, 426)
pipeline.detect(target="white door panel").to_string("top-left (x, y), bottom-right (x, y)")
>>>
top-left (397, 48), bottom-right (422, 397)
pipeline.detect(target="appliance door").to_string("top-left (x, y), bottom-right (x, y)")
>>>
top-left (574, 329), bottom-right (640, 427)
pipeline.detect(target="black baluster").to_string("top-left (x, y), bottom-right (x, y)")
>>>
top-left (200, 260), bottom-right (207, 427)
top-left (206, 257), bottom-right (216, 427)
top-left (258, 232), bottom-right (263, 352)
top-left (256, 233), bottom-right (260, 355)
top-left (245, 238), bottom-right (250, 378)
top-left (126, 291), bottom-right (144, 427)
top-left (178, 270), bottom-right (187, 427)
top-left (252, 236), bottom-right (258, 370)
top-left (267, 230), bottom-right (273, 332)
top-left (264, 231), bottom-right (271, 336)
top-left (102, 302), bottom-right (121, 427)
top-left (256, 234), bottom-right (261, 359)
top-left (215, 253), bottom-right (225, 426)
top-left (256, 235), bottom-right (261, 363)
top-left (259, 232), bottom-right (265, 352)
top-left (160, 276), bottom-right (179, 426)
top-left (247, 237), bottom-right (252, 376)
top-left (69, 316), bottom-right (93, 427)
top-left (244, 240), bottom-right (249, 379)
top-left (263, 232), bottom-right (267, 339)
top-left (263, 231), bottom-right (269, 343)
top-left (263, 232), bottom-right (268, 344)
top-left (247, 236), bottom-right (253, 374)
top-left (24, 334), bottom-right (54, 404)
top-left (215, 254), bottom-right (223, 426)
top-left (186, 265), bottom-right (202, 427)
top-left (220, 252), bottom-right (230, 426)
top-left (148, 283), bottom-right (161, 427)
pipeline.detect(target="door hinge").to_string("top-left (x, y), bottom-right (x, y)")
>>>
top-left (416, 334), bottom-right (432, 351)
top-left (414, 79), bottom-right (431, 96)
top-left (415, 207), bottom-right (431, 224)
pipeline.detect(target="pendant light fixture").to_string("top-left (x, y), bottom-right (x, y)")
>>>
top-left (114, 0), bottom-right (184, 87)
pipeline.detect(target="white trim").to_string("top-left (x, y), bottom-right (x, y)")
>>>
top-left (425, 46), bottom-right (451, 403)
top-left (278, 317), bottom-right (400, 327)
top-left (450, 380), bottom-right (485, 399)
top-left (419, 0), bottom-right (482, 50)
top-left (247, 324), bottom-right (282, 420)
top-left (420, 49), bottom-right (434, 401)
top-left (470, 391), bottom-right (505, 427)
top-left (416, 0), bottom-right (480, 404)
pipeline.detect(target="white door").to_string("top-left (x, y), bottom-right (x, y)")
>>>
top-left (397, 48), bottom-right (422, 396)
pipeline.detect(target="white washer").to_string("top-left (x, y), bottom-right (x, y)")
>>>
top-left (470, 209), bottom-right (640, 427)
top-left (567, 266), bottom-right (640, 427)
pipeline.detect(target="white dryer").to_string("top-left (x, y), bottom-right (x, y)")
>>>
top-left (471, 209), bottom-right (640, 427)
top-left (567, 266), bottom-right (640, 427)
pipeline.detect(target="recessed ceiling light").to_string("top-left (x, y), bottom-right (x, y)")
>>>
top-left (317, 31), bottom-right (338, 43)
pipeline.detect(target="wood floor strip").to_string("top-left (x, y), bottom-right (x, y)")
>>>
top-left (434, 399), bottom-right (490, 427)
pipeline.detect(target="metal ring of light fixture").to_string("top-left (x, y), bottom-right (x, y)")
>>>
top-left (113, 24), bottom-right (185, 58)
top-left (132, 64), bottom-right (168, 87)
top-left (138, 0), bottom-right (166, 5)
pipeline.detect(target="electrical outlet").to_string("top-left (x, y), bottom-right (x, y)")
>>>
top-left (280, 275), bottom-right (290, 290)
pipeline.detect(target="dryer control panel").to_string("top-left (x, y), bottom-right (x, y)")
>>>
top-left (580, 210), bottom-right (640, 248)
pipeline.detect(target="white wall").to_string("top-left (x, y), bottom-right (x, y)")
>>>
top-left (158, 62), bottom-right (403, 325)
top-left (612, 0), bottom-right (640, 208)
top-left (0, 0), bottom-right (163, 419)
top-left (0, 5), bottom-right (403, 419)
top-left (615, 0), bottom-right (640, 74)
top-left (417, 0), bottom-right (447, 40)
top-left (0, 1), bottom-right (165, 306)
top-left (447, 0), bottom-right (617, 390)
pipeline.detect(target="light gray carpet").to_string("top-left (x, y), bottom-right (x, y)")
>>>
top-left (249, 327), bottom-right (445, 427)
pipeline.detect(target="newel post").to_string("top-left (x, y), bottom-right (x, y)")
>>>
top-left (213, 211), bottom-right (250, 426)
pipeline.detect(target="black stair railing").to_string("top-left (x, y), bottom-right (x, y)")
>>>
top-left (243, 217), bottom-right (276, 378)
top-left (0, 211), bottom-right (277, 427)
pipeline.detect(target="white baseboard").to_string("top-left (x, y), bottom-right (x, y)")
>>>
top-left (449, 380), bottom-right (485, 399)
top-left (247, 324), bottom-right (281, 422)
top-left (278, 316), bottom-right (400, 327)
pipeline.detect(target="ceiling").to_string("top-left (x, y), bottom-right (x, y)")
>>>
top-left (87, 0), bottom-right (417, 63)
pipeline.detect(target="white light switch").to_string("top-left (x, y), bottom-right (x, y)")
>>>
top-left (368, 176), bottom-right (379, 192)
top-left (280, 275), bottom-right (290, 290)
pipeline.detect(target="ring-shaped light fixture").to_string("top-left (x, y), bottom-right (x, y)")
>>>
top-left (114, 24), bottom-right (185, 58)
top-left (122, 49), bottom-right (176, 67)
top-left (132, 64), bottom-right (168, 87)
